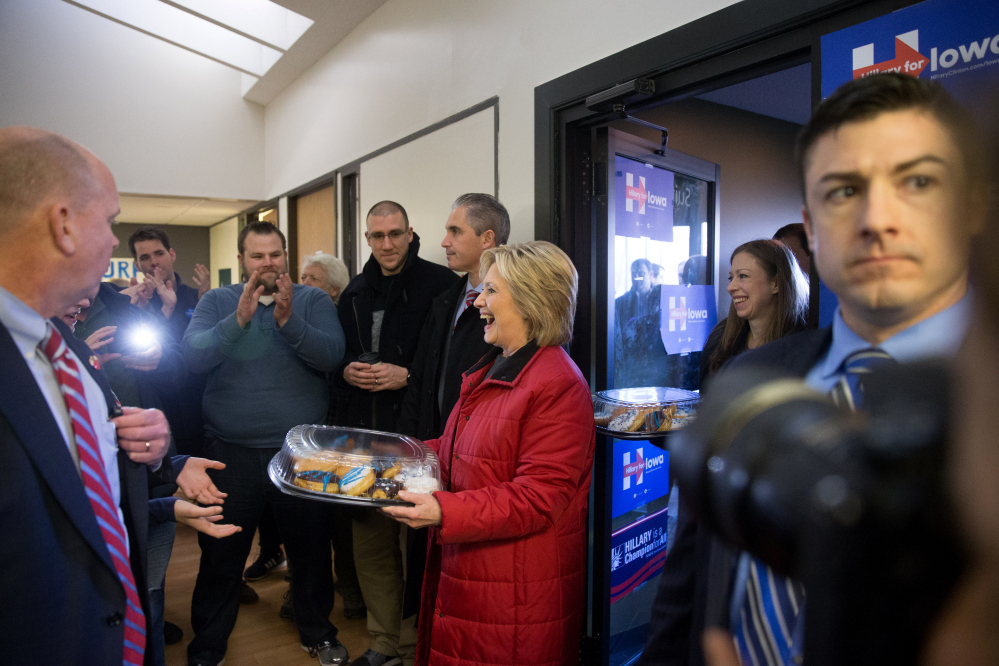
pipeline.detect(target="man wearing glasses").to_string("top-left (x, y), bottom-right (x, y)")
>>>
top-left (335, 200), bottom-right (457, 666)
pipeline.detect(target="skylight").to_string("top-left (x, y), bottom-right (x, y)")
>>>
top-left (64, 0), bottom-right (314, 79)
top-left (166, 0), bottom-right (313, 51)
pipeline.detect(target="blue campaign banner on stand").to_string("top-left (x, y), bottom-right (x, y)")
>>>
top-left (659, 285), bottom-right (717, 355)
top-left (609, 505), bottom-right (670, 603)
top-left (614, 155), bottom-right (674, 242)
top-left (612, 439), bottom-right (669, 518)
top-left (820, 0), bottom-right (999, 113)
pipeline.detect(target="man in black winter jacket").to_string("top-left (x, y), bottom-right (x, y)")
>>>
top-left (334, 200), bottom-right (457, 666)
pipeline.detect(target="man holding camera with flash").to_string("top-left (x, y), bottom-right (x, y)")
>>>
top-left (641, 73), bottom-right (988, 666)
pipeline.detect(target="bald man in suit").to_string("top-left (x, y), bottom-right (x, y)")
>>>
top-left (0, 127), bottom-right (172, 665)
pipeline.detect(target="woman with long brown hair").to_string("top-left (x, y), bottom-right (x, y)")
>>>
top-left (702, 239), bottom-right (809, 379)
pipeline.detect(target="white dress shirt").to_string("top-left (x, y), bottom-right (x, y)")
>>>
top-left (0, 285), bottom-right (128, 548)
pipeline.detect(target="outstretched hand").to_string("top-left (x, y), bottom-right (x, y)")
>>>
top-left (174, 501), bottom-right (241, 539)
top-left (175, 457), bottom-right (227, 505)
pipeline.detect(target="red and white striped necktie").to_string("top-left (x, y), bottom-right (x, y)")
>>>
top-left (40, 323), bottom-right (146, 666)
top-left (465, 287), bottom-right (479, 310)
top-left (456, 287), bottom-right (479, 331)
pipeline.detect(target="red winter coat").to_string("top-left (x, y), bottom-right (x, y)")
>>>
top-left (417, 342), bottom-right (595, 666)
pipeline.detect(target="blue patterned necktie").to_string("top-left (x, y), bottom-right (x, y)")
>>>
top-left (830, 348), bottom-right (896, 411)
top-left (733, 348), bottom-right (896, 665)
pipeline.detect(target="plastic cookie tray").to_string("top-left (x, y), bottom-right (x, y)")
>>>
top-left (593, 387), bottom-right (699, 439)
top-left (268, 425), bottom-right (442, 507)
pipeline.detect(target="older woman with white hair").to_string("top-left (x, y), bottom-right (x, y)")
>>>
top-left (383, 241), bottom-right (595, 666)
top-left (300, 252), bottom-right (350, 304)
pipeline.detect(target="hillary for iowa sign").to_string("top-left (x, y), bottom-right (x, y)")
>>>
top-left (614, 155), bottom-right (674, 242)
top-left (821, 0), bottom-right (999, 112)
top-left (612, 439), bottom-right (669, 518)
top-left (659, 285), bottom-right (717, 355)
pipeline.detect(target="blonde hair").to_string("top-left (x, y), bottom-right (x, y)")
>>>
top-left (479, 241), bottom-right (578, 347)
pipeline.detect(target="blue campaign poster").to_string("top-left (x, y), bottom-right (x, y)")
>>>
top-left (612, 439), bottom-right (669, 518)
top-left (614, 155), bottom-right (674, 242)
top-left (820, 0), bottom-right (999, 115)
top-left (609, 505), bottom-right (670, 603)
top-left (659, 285), bottom-right (717, 355)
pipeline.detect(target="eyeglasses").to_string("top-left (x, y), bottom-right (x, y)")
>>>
top-left (366, 229), bottom-right (407, 243)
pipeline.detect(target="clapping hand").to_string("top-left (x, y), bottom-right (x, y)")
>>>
top-left (146, 270), bottom-right (177, 318)
top-left (174, 501), bottom-right (241, 539)
top-left (175, 457), bottom-right (227, 505)
top-left (274, 273), bottom-right (293, 327)
top-left (192, 264), bottom-right (211, 299)
top-left (121, 277), bottom-right (154, 309)
top-left (235, 271), bottom-right (264, 328)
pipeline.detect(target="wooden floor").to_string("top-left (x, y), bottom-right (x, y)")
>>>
top-left (163, 524), bottom-right (372, 666)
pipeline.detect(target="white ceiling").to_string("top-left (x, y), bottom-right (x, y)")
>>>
top-left (244, 0), bottom-right (389, 104)
top-left (118, 193), bottom-right (261, 226)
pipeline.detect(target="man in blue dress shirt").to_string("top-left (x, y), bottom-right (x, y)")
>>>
top-left (642, 73), bottom-right (989, 666)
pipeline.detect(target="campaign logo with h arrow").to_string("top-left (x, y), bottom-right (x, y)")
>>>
top-left (852, 29), bottom-right (928, 79)
top-left (668, 296), bottom-right (688, 332)
top-left (625, 173), bottom-right (648, 214)
top-left (623, 448), bottom-right (645, 490)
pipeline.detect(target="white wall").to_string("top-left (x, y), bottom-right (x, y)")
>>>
top-left (264, 0), bottom-right (742, 247)
top-left (0, 0), bottom-right (265, 200)
top-left (209, 218), bottom-right (240, 288)
top-left (359, 107), bottom-right (495, 269)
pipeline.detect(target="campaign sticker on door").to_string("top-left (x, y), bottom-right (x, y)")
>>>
top-left (614, 155), bottom-right (674, 242)
top-left (612, 438), bottom-right (669, 518)
top-left (609, 504), bottom-right (670, 603)
top-left (659, 285), bottom-right (717, 355)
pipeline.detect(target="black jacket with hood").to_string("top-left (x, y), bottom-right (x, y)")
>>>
top-left (334, 233), bottom-right (458, 431)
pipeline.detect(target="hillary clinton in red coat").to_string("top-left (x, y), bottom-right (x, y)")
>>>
top-left (383, 241), bottom-right (595, 666)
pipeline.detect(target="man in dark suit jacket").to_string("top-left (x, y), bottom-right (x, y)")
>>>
top-left (396, 192), bottom-right (509, 619)
top-left (641, 73), bottom-right (988, 666)
top-left (0, 127), bottom-right (172, 665)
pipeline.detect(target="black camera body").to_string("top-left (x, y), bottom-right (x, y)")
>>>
top-left (673, 363), bottom-right (966, 666)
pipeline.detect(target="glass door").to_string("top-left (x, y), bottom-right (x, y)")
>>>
top-left (587, 128), bottom-right (720, 666)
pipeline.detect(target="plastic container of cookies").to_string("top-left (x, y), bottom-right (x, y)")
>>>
top-left (593, 387), bottom-right (699, 439)
top-left (268, 425), bottom-right (442, 507)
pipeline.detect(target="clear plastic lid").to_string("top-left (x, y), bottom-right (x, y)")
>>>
top-left (268, 425), bottom-right (442, 506)
top-left (593, 387), bottom-right (699, 435)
